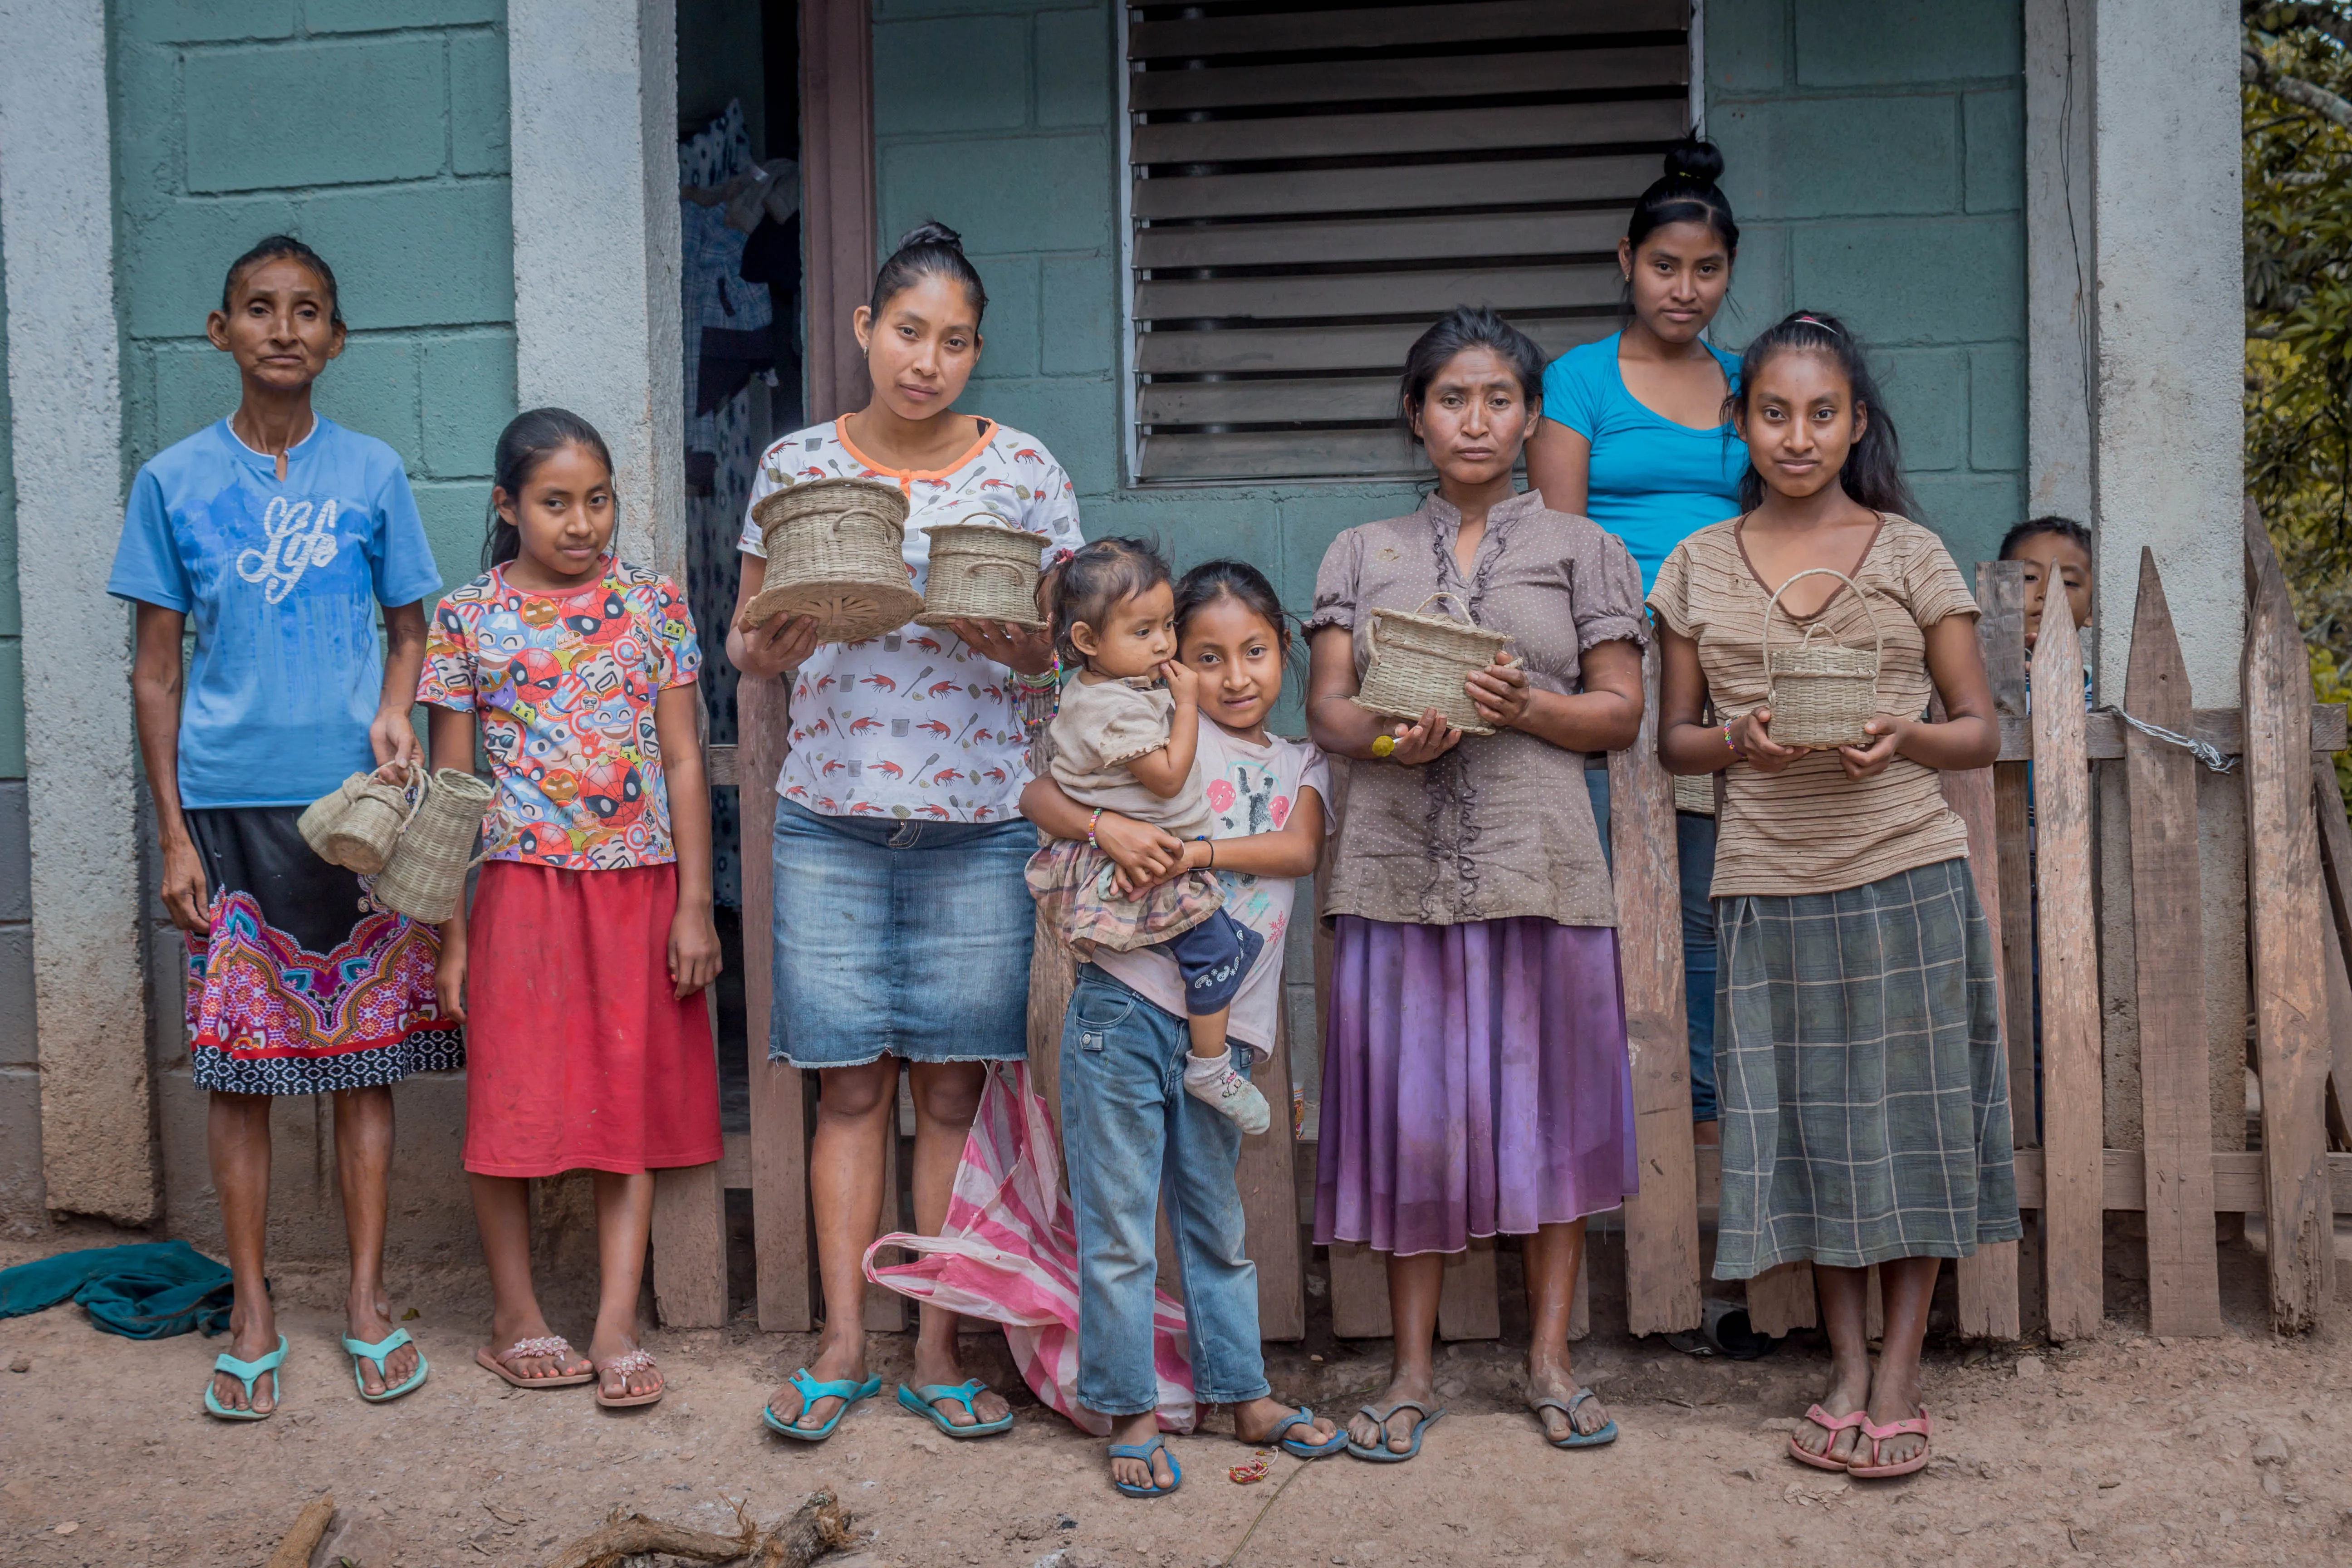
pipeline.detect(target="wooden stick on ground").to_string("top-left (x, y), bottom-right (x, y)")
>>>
top-left (264, 1496), bottom-right (334, 1568)
top-left (541, 1492), bottom-right (855, 1568)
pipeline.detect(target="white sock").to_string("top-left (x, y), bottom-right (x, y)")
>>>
top-left (1183, 1051), bottom-right (1270, 1135)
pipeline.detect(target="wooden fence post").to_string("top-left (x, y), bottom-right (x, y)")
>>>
top-left (2242, 502), bottom-right (2335, 1333)
top-left (2031, 588), bottom-right (2102, 1341)
top-left (1938, 578), bottom-right (2020, 1340)
top-left (2123, 549), bottom-right (2225, 1337)
top-left (1242, 1009), bottom-right (1307, 1341)
top-left (2307, 757), bottom-right (2352, 1144)
top-left (1609, 640), bottom-right (1701, 1337)
top-left (739, 670), bottom-right (818, 1331)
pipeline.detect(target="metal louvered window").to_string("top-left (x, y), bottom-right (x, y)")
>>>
top-left (1122, 1), bottom-right (1697, 485)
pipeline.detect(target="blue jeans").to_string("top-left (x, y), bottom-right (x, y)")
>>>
top-left (1059, 965), bottom-right (1269, 1416)
top-left (1585, 770), bottom-right (1720, 1123)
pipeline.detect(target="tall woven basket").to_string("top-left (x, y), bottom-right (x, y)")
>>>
top-left (1351, 593), bottom-right (1516, 737)
top-left (368, 768), bottom-right (496, 923)
top-left (297, 762), bottom-right (424, 875)
top-left (1760, 567), bottom-right (1884, 749)
top-left (917, 516), bottom-right (1049, 629)
top-left (738, 477), bottom-right (924, 644)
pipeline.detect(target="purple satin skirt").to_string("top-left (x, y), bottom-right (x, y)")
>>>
top-left (1313, 915), bottom-right (1639, 1257)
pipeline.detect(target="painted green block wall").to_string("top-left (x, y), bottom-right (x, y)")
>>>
top-left (110, 0), bottom-right (518, 600)
top-left (1708, 0), bottom-right (2028, 573)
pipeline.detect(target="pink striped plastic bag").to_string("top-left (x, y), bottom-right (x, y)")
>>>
top-left (861, 1061), bottom-right (1197, 1435)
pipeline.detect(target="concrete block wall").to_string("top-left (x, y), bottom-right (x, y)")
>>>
top-left (0, 217), bottom-right (38, 1233)
top-left (1707, 0), bottom-right (2029, 573)
top-left (112, 0), bottom-right (518, 587)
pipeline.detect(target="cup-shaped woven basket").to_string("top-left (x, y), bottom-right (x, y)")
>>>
top-left (368, 768), bottom-right (497, 924)
top-left (1351, 593), bottom-right (1516, 738)
top-left (1761, 567), bottom-right (1885, 749)
top-left (738, 477), bottom-right (925, 644)
top-left (916, 515), bottom-right (1049, 629)
top-left (298, 763), bottom-right (424, 875)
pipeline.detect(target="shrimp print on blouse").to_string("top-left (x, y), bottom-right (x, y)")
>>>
top-left (740, 417), bottom-right (1083, 822)
top-left (418, 559), bottom-right (702, 869)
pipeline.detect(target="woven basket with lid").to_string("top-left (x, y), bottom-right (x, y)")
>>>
top-left (368, 768), bottom-right (497, 924)
top-left (1760, 566), bottom-right (1885, 749)
top-left (917, 514), bottom-right (1049, 629)
top-left (737, 477), bottom-right (924, 644)
top-left (1351, 593), bottom-right (1516, 738)
top-left (298, 763), bottom-right (425, 876)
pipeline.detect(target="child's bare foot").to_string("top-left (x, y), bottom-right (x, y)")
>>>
top-left (212, 1298), bottom-right (280, 1415)
top-left (764, 1333), bottom-right (867, 1433)
top-left (1791, 1351), bottom-right (1873, 1467)
top-left (1233, 1396), bottom-right (1337, 1453)
top-left (481, 1308), bottom-right (591, 1382)
top-left (346, 1290), bottom-right (417, 1397)
top-left (1526, 1353), bottom-right (1610, 1442)
top-left (1346, 1367), bottom-right (1439, 1455)
top-left (908, 1336), bottom-right (1010, 1429)
top-left (1106, 1410), bottom-right (1176, 1493)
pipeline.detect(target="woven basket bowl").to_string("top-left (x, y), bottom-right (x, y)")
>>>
top-left (297, 764), bottom-right (424, 875)
top-left (1672, 772), bottom-right (1717, 815)
top-left (738, 478), bottom-right (924, 644)
top-left (1761, 567), bottom-right (1884, 749)
top-left (370, 769), bottom-right (496, 924)
top-left (1351, 595), bottom-right (1515, 738)
top-left (916, 519), bottom-right (1049, 629)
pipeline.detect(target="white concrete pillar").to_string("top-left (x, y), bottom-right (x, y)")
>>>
top-left (0, 0), bottom-right (157, 1222)
top-left (508, 0), bottom-right (687, 582)
top-left (2088, 0), bottom-right (2249, 1154)
top-left (2024, 0), bottom-right (2093, 527)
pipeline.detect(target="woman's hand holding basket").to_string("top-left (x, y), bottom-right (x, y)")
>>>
top-left (1727, 706), bottom-right (1810, 774)
top-left (1463, 654), bottom-right (1534, 732)
top-left (736, 613), bottom-right (822, 678)
top-left (1384, 707), bottom-right (1464, 766)
top-left (1835, 715), bottom-right (1909, 781)
top-left (947, 617), bottom-right (1057, 676)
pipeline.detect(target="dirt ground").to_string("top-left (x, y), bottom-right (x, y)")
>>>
top-left (4, 1223), bottom-right (2350, 1568)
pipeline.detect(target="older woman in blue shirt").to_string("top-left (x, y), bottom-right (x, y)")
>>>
top-left (1527, 138), bottom-right (1746, 1147)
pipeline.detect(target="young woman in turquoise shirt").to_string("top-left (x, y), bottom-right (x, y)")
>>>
top-left (1526, 138), bottom-right (1744, 1148)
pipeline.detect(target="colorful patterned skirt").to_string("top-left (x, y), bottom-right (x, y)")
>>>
top-left (1711, 858), bottom-right (2023, 1279)
top-left (185, 808), bottom-right (461, 1095)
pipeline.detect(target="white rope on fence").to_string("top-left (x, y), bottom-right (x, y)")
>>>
top-left (2092, 705), bottom-right (2240, 774)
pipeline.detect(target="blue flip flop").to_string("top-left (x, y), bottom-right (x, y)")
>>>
top-left (1266, 1406), bottom-right (1348, 1459)
top-left (203, 1334), bottom-right (289, 1421)
top-left (1108, 1433), bottom-right (1183, 1498)
top-left (761, 1368), bottom-right (882, 1441)
top-left (897, 1379), bottom-right (1014, 1438)
top-left (1345, 1399), bottom-right (1444, 1462)
top-left (343, 1328), bottom-right (428, 1404)
top-left (1533, 1387), bottom-right (1618, 1448)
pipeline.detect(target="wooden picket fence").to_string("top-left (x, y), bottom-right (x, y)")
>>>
top-left (659, 505), bottom-right (2352, 1344)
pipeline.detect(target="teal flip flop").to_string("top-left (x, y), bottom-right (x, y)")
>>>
top-left (203, 1334), bottom-right (289, 1421)
top-left (343, 1328), bottom-right (428, 1404)
top-left (761, 1368), bottom-right (882, 1441)
top-left (1266, 1406), bottom-right (1348, 1459)
top-left (1345, 1399), bottom-right (1444, 1462)
top-left (1107, 1433), bottom-right (1182, 1498)
top-left (897, 1379), bottom-right (1014, 1438)
top-left (1533, 1387), bottom-right (1618, 1449)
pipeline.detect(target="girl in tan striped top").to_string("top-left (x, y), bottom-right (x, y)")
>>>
top-left (1646, 311), bottom-right (2019, 1481)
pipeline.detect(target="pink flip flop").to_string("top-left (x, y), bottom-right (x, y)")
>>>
top-left (1847, 1406), bottom-right (1933, 1479)
top-left (1787, 1404), bottom-right (1869, 1471)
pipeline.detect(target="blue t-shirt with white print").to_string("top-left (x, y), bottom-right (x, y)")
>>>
top-left (107, 416), bottom-right (444, 808)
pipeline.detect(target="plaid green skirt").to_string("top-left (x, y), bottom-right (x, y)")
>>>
top-left (1712, 858), bottom-right (2023, 1279)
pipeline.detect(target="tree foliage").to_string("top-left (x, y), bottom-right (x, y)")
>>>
top-left (2244, 2), bottom-right (2352, 652)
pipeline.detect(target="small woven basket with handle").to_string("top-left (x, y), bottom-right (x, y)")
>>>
top-left (916, 515), bottom-right (1049, 629)
top-left (298, 762), bottom-right (425, 876)
top-left (1760, 566), bottom-right (1884, 749)
top-left (368, 768), bottom-right (497, 924)
top-left (1351, 593), bottom-right (1516, 738)
top-left (737, 477), bottom-right (924, 644)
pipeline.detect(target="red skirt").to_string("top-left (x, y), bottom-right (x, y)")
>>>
top-left (462, 860), bottom-right (723, 1177)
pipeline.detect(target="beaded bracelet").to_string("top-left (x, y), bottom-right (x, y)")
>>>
top-left (1086, 808), bottom-right (1104, 848)
top-left (1722, 723), bottom-right (1738, 756)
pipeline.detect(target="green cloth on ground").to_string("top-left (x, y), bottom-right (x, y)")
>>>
top-left (0, 1240), bottom-right (235, 1338)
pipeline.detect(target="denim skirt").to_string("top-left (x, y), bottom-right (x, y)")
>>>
top-left (768, 799), bottom-right (1037, 1068)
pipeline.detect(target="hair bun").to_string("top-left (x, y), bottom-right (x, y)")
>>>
top-left (1662, 137), bottom-right (1725, 186)
top-left (894, 220), bottom-right (965, 254)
